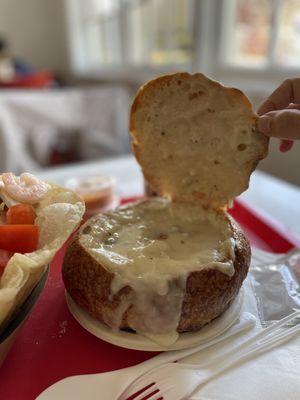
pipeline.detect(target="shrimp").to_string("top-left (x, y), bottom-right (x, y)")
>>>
top-left (1, 173), bottom-right (50, 204)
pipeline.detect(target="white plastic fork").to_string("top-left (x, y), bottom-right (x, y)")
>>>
top-left (118, 310), bottom-right (300, 400)
top-left (36, 313), bottom-right (255, 400)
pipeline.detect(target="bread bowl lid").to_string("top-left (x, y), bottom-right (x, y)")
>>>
top-left (130, 72), bottom-right (269, 209)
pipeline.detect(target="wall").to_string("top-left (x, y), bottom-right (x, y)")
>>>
top-left (0, 0), bottom-right (69, 77)
top-left (258, 140), bottom-right (300, 186)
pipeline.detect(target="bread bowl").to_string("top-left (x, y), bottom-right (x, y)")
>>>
top-left (63, 72), bottom-right (268, 344)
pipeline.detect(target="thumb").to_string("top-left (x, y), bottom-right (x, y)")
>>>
top-left (258, 108), bottom-right (300, 140)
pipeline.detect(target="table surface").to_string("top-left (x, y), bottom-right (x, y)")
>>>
top-left (2, 155), bottom-right (298, 400)
top-left (37, 155), bottom-right (300, 237)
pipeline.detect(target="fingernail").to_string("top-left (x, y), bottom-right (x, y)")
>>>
top-left (258, 115), bottom-right (272, 134)
top-left (280, 139), bottom-right (294, 152)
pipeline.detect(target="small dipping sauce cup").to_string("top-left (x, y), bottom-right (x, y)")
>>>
top-left (65, 175), bottom-right (118, 219)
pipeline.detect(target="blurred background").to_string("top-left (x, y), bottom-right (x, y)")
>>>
top-left (0, 0), bottom-right (299, 186)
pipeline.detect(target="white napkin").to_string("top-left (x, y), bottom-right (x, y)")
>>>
top-left (182, 253), bottom-right (300, 400)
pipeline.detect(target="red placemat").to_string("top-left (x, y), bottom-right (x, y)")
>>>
top-left (0, 198), bottom-right (298, 400)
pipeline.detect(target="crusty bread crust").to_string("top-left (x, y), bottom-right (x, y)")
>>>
top-left (130, 72), bottom-right (269, 208)
top-left (62, 209), bottom-right (250, 333)
top-left (178, 214), bottom-right (250, 331)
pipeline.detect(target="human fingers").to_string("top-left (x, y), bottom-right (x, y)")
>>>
top-left (278, 105), bottom-right (299, 151)
top-left (257, 78), bottom-right (300, 115)
top-left (279, 140), bottom-right (294, 152)
top-left (258, 108), bottom-right (300, 140)
top-left (286, 102), bottom-right (300, 110)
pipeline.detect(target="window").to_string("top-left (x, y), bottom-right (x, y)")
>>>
top-left (222, 0), bottom-right (300, 69)
top-left (80, 0), bottom-right (122, 66)
top-left (126, 0), bottom-right (195, 67)
top-left (66, 0), bottom-right (196, 77)
top-left (222, 0), bottom-right (273, 68)
top-left (66, 0), bottom-right (300, 86)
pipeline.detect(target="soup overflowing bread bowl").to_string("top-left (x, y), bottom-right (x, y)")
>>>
top-left (63, 73), bottom-right (269, 344)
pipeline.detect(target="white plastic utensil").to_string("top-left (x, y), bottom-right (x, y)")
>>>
top-left (118, 311), bottom-right (300, 400)
top-left (35, 313), bottom-right (255, 400)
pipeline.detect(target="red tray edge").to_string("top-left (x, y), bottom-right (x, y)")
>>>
top-left (234, 199), bottom-right (300, 250)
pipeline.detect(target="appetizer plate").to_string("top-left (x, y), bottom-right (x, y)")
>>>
top-left (66, 288), bottom-right (244, 352)
top-left (0, 266), bottom-right (49, 366)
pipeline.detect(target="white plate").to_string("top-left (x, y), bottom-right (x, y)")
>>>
top-left (66, 288), bottom-right (244, 352)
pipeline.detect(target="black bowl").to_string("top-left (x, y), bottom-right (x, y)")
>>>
top-left (0, 267), bottom-right (49, 364)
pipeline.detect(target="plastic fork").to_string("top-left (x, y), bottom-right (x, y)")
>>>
top-left (118, 310), bottom-right (300, 400)
top-left (36, 313), bottom-right (255, 400)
